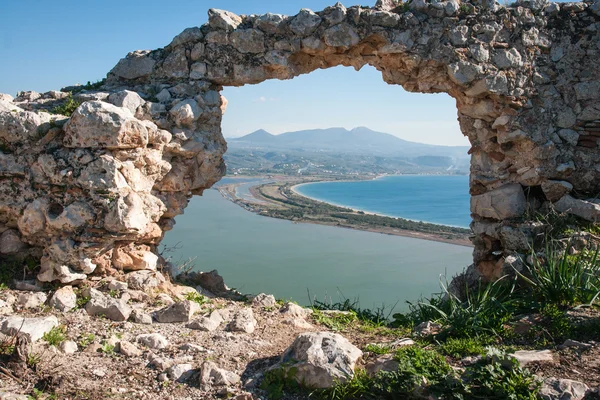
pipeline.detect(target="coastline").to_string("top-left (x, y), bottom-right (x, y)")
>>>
top-left (290, 180), bottom-right (471, 230)
top-left (216, 176), bottom-right (473, 248)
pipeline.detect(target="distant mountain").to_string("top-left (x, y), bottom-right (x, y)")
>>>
top-left (229, 127), bottom-right (469, 159)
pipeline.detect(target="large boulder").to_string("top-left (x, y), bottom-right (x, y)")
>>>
top-left (470, 184), bottom-right (526, 220)
top-left (63, 101), bottom-right (148, 149)
top-left (280, 332), bottom-right (362, 388)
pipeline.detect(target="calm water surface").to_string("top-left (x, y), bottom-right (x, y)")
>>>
top-left (295, 175), bottom-right (470, 228)
top-left (162, 189), bottom-right (472, 311)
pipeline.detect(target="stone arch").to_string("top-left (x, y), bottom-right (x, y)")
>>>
top-left (1, 1), bottom-right (599, 286)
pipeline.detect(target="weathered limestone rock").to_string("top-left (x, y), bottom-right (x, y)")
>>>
top-left (227, 308), bottom-right (258, 333)
top-left (252, 293), bottom-right (276, 307)
top-left (49, 286), bottom-right (77, 312)
top-left (0, 315), bottom-right (58, 342)
top-left (60, 340), bottom-right (78, 354)
top-left (117, 340), bottom-right (142, 357)
top-left (83, 288), bottom-right (132, 322)
top-left (539, 378), bottom-right (589, 400)
top-left (136, 333), bottom-right (168, 349)
top-left (470, 184), bottom-right (526, 220)
top-left (280, 332), bottom-right (362, 388)
top-left (554, 196), bottom-right (600, 222)
top-left (64, 101), bottom-right (148, 149)
top-left (187, 310), bottom-right (224, 331)
top-left (17, 291), bottom-right (47, 309)
top-left (199, 361), bottom-right (240, 387)
top-left (0, 230), bottom-right (26, 254)
top-left (154, 300), bottom-right (199, 323)
top-left (510, 350), bottom-right (555, 366)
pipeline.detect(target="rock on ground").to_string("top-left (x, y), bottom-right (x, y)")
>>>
top-left (227, 308), bottom-right (258, 333)
top-left (0, 315), bottom-right (58, 342)
top-left (154, 300), bottom-right (199, 323)
top-left (84, 288), bottom-right (131, 322)
top-left (280, 331), bottom-right (363, 389)
top-left (136, 333), bottom-right (168, 349)
top-left (539, 377), bottom-right (589, 400)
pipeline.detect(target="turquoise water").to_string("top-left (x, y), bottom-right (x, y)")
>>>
top-left (294, 175), bottom-right (471, 228)
top-left (162, 189), bottom-right (473, 311)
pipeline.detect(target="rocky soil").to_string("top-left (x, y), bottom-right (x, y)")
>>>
top-left (0, 273), bottom-right (598, 400)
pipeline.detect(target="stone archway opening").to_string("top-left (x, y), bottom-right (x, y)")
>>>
top-left (2, 2), bottom-right (599, 292)
top-left (158, 63), bottom-right (473, 306)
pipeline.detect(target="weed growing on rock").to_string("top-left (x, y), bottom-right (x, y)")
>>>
top-left (42, 326), bottom-right (66, 347)
top-left (100, 342), bottom-right (115, 355)
top-left (185, 291), bottom-right (209, 306)
top-left (51, 94), bottom-right (81, 116)
top-left (77, 334), bottom-right (95, 349)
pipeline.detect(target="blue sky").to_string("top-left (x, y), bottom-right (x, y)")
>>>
top-left (0, 1), bottom-right (471, 145)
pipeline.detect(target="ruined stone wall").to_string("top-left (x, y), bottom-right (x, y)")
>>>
top-left (1, 0), bottom-right (599, 287)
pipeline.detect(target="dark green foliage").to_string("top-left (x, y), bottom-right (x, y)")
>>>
top-left (441, 349), bottom-right (540, 400)
top-left (395, 278), bottom-right (517, 339)
top-left (260, 366), bottom-right (300, 400)
top-left (51, 94), bottom-right (81, 116)
top-left (519, 246), bottom-right (600, 307)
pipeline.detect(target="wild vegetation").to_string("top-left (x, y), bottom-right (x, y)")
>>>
top-left (258, 220), bottom-right (600, 400)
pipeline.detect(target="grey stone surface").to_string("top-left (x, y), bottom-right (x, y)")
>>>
top-left (280, 332), bottom-right (362, 388)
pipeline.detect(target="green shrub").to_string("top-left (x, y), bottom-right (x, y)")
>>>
top-left (51, 94), bottom-right (81, 116)
top-left (311, 298), bottom-right (392, 325)
top-left (403, 278), bottom-right (517, 339)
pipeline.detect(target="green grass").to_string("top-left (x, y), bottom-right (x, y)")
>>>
top-left (312, 309), bottom-right (357, 331)
top-left (437, 336), bottom-right (490, 358)
top-left (364, 344), bottom-right (390, 355)
top-left (78, 333), bottom-right (95, 349)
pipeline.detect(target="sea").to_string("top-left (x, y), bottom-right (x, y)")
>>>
top-left (294, 175), bottom-right (471, 228)
top-left (161, 175), bottom-right (473, 312)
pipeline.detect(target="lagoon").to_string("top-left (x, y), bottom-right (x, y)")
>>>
top-left (294, 175), bottom-right (471, 228)
top-left (162, 188), bottom-right (473, 311)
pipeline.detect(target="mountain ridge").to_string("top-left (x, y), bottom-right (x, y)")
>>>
top-left (229, 127), bottom-right (469, 159)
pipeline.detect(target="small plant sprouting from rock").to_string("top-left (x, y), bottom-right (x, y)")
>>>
top-left (42, 325), bottom-right (66, 347)
top-left (184, 291), bottom-right (209, 306)
top-left (51, 94), bottom-right (81, 116)
top-left (78, 333), bottom-right (95, 349)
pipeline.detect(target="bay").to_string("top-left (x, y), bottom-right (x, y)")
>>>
top-left (294, 175), bottom-right (471, 228)
top-left (162, 188), bottom-right (473, 311)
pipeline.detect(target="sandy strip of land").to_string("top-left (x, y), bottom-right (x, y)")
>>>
top-left (218, 177), bottom-right (473, 248)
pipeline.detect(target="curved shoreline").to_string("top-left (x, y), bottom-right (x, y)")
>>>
top-left (290, 179), bottom-right (471, 230)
